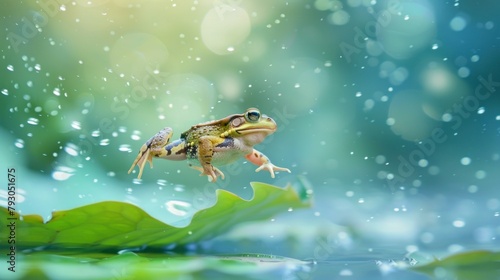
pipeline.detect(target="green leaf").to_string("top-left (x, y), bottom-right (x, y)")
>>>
top-left (0, 252), bottom-right (313, 279)
top-left (411, 250), bottom-right (500, 280)
top-left (0, 182), bottom-right (311, 251)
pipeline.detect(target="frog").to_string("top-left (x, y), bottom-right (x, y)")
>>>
top-left (128, 108), bottom-right (291, 182)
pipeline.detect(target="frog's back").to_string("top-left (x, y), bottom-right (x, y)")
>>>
top-left (180, 125), bottom-right (224, 142)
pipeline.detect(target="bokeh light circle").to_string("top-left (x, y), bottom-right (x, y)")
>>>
top-left (201, 6), bottom-right (251, 55)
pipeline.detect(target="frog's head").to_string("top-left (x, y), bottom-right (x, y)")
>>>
top-left (223, 108), bottom-right (277, 146)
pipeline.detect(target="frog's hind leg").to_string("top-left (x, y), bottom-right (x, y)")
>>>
top-left (189, 164), bottom-right (225, 182)
top-left (195, 136), bottom-right (226, 182)
top-left (128, 127), bottom-right (173, 179)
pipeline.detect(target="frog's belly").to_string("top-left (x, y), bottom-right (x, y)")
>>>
top-left (187, 138), bottom-right (251, 166)
top-left (210, 148), bottom-right (248, 166)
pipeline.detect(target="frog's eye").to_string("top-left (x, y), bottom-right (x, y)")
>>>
top-left (245, 109), bottom-right (261, 122)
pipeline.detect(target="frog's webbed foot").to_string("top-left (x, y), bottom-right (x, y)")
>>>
top-left (189, 164), bottom-right (225, 182)
top-left (255, 163), bottom-right (291, 178)
top-left (128, 127), bottom-right (172, 179)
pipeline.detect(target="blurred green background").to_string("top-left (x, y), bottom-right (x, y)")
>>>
top-left (1, 0), bottom-right (499, 278)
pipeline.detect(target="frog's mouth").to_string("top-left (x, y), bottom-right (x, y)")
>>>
top-left (236, 126), bottom-right (276, 134)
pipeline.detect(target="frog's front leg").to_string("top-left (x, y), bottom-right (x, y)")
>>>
top-left (245, 149), bottom-right (291, 178)
top-left (195, 136), bottom-right (225, 182)
top-left (128, 127), bottom-right (173, 179)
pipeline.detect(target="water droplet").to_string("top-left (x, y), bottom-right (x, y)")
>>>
top-left (450, 16), bottom-right (467, 31)
top-left (131, 130), bottom-right (141, 141)
top-left (14, 139), bottom-right (24, 148)
top-left (1, 89), bottom-right (8, 96)
top-left (477, 107), bottom-right (485, 114)
top-left (157, 179), bottom-right (167, 186)
top-left (165, 200), bottom-right (192, 216)
top-left (475, 170), bottom-right (486, 179)
top-left (99, 139), bottom-right (110, 146)
top-left (71, 120), bottom-right (81, 130)
top-left (173, 185), bottom-right (184, 192)
top-left (288, 207), bottom-right (293, 212)
top-left (119, 144), bottom-right (131, 152)
top-left (7, 65), bottom-right (14, 71)
top-left (91, 130), bottom-right (101, 137)
top-left (431, 43), bottom-right (439, 50)
top-left (339, 269), bottom-right (353, 276)
top-left (452, 219), bottom-right (465, 228)
top-left (53, 88), bottom-right (61, 96)
top-left (64, 143), bottom-right (79, 156)
top-left (358, 198), bottom-right (365, 203)
top-left (460, 157), bottom-right (471, 165)
top-left (27, 117), bottom-right (39, 125)
top-left (52, 166), bottom-right (75, 181)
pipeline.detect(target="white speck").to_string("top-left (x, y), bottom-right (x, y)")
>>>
top-left (468, 185), bottom-right (478, 193)
top-left (7, 65), bottom-right (14, 71)
top-left (453, 219), bottom-right (465, 228)
top-left (450, 16), bottom-right (467, 31)
top-left (431, 43), bottom-right (439, 50)
top-left (27, 117), bottom-right (39, 125)
top-left (1, 89), bottom-right (8, 96)
top-left (118, 144), bottom-right (131, 152)
top-left (71, 120), bottom-right (81, 130)
top-left (52, 166), bottom-right (75, 181)
top-left (358, 198), bottom-right (365, 204)
top-left (485, 21), bottom-right (494, 30)
top-left (460, 157), bottom-right (471, 165)
top-left (471, 55), bottom-right (480, 62)
top-left (60, 5), bottom-right (66, 11)
top-left (91, 130), bottom-right (101, 137)
top-left (457, 67), bottom-right (470, 78)
top-left (386, 118), bottom-right (395, 126)
top-left (375, 155), bottom-right (386, 164)
top-left (442, 113), bottom-right (453, 122)
top-left (288, 207), bottom-right (293, 212)
top-left (227, 46), bottom-right (235, 52)
top-left (475, 170), bottom-right (486, 179)
top-left (339, 269), bottom-right (353, 276)
top-left (53, 88), bottom-right (61, 96)
top-left (477, 107), bottom-right (485, 114)
top-left (428, 166), bottom-right (440, 175)
top-left (131, 130), bottom-right (141, 141)
top-left (404, 15), bottom-right (410, 20)
top-left (294, 83), bottom-right (300, 88)
top-left (64, 143), bottom-right (79, 156)
top-left (14, 139), bottom-right (24, 148)
top-left (99, 139), bottom-right (110, 146)
top-left (157, 179), bottom-right (167, 186)
top-left (418, 159), bottom-right (428, 167)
